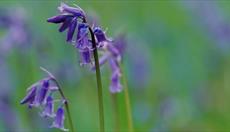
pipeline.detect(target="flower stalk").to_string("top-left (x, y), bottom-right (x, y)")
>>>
top-left (122, 69), bottom-right (134, 132)
top-left (89, 27), bottom-right (105, 132)
top-left (51, 78), bottom-right (75, 132)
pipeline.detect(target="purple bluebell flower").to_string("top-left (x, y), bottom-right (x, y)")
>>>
top-left (51, 107), bottom-right (68, 131)
top-left (67, 18), bottom-right (77, 42)
top-left (79, 48), bottom-right (92, 66)
top-left (76, 23), bottom-right (90, 49)
top-left (48, 2), bottom-right (126, 93)
top-left (20, 86), bottom-right (37, 105)
top-left (41, 96), bottom-right (55, 118)
top-left (34, 79), bottom-right (50, 106)
top-left (21, 68), bottom-right (69, 131)
top-left (47, 14), bottom-right (72, 24)
top-left (93, 27), bottom-right (111, 44)
top-left (47, 2), bottom-right (86, 43)
top-left (90, 34), bottom-right (125, 93)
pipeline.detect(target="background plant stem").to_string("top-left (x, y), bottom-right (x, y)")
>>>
top-left (122, 68), bottom-right (134, 132)
top-left (111, 93), bottom-right (120, 131)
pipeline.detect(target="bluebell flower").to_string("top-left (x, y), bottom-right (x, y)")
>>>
top-left (20, 68), bottom-right (69, 131)
top-left (93, 27), bottom-right (111, 47)
top-left (20, 86), bottom-right (37, 106)
top-left (34, 79), bottom-right (50, 106)
top-left (92, 35), bottom-right (125, 93)
top-left (76, 23), bottom-right (90, 49)
top-left (48, 2), bottom-right (126, 93)
top-left (40, 96), bottom-right (55, 118)
top-left (51, 107), bottom-right (68, 131)
top-left (47, 2), bottom-right (86, 43)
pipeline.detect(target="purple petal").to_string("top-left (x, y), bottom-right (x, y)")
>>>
top-left (93, 27), bottom-right (108, 43)
top-left (47, 15), bottom-right (72, 24)
top-left (41, 96), bottom-right (55, 118)
top-left (66, 18), bottom-right (77, 42)
top-left (110, 71), bottom-right (122, 93)
top-left (20, 86), bottom-right (37, 105)
top-left (34, 79), bottom-right (50, 106)
top-left (76, 23), bottom-right (89, 49)
top-left (79, 48), bottom-right (91, 65)
top-left (59, 17), bottom-right (72, 32)
top-left (58, 2), bottom-right (85, 18)
top-left (51, 107), bottom-right (68, 131)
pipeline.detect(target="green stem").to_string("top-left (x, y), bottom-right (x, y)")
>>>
top-left (122, 68), bottom-right (134, 132)
top-left (51, 78), bottom-right (75, 132)
top-left (89, 27), bottom-right (105, 132)
top-left (111, 93), bottom-right (120, 131)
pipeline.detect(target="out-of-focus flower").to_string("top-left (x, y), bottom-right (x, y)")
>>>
top-left (185, 1), bottom-right (230, 52)
top-left (51, 107), bottom-right (68, 131)
top-left (20, 68), bottom-right (68, 131)
top-left (92, 32), bottom-right (126, 93)
top-left (0, 7), bottom-right (30, 55)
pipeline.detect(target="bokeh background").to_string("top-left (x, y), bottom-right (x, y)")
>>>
top-left (1, 0), bottom-right (230, 131)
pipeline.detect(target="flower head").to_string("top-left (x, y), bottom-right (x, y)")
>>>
top-left (47, 3), bottom-right (86, 43)
top-left (20, 67), bottom-right (69, 131)
top-left (47, 2), bottom-right (126, 93)
top-left (51, 107), bottom-right (68, 131)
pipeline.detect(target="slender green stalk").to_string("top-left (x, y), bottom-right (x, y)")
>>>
top-left (51, 78), bottom-right (75, 132)
top-left (41, 67), bottom-right (75, 132)
top-left (121, 68), bottom-right (134, 132)
top-left (111, 93), bottom-right (120, 131)
top-left (89, 27), bottom-right (105, 132)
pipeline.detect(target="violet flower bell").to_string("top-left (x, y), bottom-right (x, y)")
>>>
top-left (40, 96), bottom-right (55, 118)
top-left (33, 79), bottom-right (50, 107)
top-left (20, 86), bottom-right (37, 108)
top-left (51, 107), bottom-right (68, 131)
top-left (20, 67), bottom-right (70, 131)
top-left (47, 2), bottom-right (86, 43)
top-left (93, 27), bottom-right (112, 47)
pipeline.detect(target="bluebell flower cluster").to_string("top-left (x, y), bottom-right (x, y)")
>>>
top-left (20, 68), bottom-right (68, 131)
top-left (47, 2), bottom-right (125, 93)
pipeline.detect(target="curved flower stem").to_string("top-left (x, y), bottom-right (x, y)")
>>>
top-left (121, 68), bottom-right (134, 132)
top-left (89, 27), bottom-right (105, 132)
top-left (51, 78), bottom-right (75, 132)
top-left (41, 67), bottom-right (75, 132)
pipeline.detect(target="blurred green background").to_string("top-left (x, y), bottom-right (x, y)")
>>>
top-left (1, 0), bottom-right (230, 131)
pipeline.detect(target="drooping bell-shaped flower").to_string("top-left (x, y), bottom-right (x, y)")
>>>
top-left (20, 86), bottom-right (37, 105)
top-left (93, 27), bottom-right (111, 47)
top-left (40, 96), bottom-right (55, 118)
top-left (76, 23), bottom-right (90, 49)
top-left (51, 107), bottom-right (68, 131)
top-left (47, 3), bottom-right (86, 43)
top-left (34, 79), bottom-right (50, 106)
